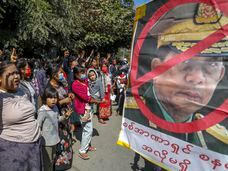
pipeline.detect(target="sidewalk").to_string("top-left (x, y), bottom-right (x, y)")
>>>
top-left (69, 106), bottom-right (145, 171)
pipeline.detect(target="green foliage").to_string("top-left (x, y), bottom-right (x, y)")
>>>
top-left (77, 0), bottom-right (134, 49)
top-left (115, 47), bottom-right (131, 60)
top-left (0, 0), bottom-right (134, 55)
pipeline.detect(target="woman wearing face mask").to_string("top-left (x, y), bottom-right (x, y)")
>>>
top-left (72, 67), bottom-right (100, 160)
top-left (17, 58), bottom-right (39, 115)
top-left (98, 63), bottom-right (112, 124)
top-left (0, 62), bottom-right (42, 170)
top-left (48, 65), bottom-right (72, 111)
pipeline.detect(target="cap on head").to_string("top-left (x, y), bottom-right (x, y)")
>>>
top-left (157, 3), bottom-right (228, 57)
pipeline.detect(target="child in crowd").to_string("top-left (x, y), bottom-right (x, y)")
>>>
top-left (37, 86), bottom-right (72, 171)
top-left (87, 68), bottom-right (105, 117)
top-left (80, 103), bottom-right (93, 122)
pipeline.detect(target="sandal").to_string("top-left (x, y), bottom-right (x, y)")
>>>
top-left (88, 146), bottom-right (96, 152)
top-left (79, 152), bottom-right (90, 160)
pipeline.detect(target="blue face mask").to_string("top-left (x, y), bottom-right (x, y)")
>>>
top-left (80, 74), bottom-right (87, 80)
top-left (59, 73), bottom-right (64, 81)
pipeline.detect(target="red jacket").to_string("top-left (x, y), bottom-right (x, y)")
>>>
top-left (72, 80), bottom-right (91, 115)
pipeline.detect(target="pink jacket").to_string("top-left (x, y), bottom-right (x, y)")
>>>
top-left (72, 80), bottom-right (91, 115)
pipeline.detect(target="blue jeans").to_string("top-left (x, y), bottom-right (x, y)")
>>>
top-left (79, 115), bottom-right (93, 153)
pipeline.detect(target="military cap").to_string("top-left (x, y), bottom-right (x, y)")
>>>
top-left (155, 3), bottom-right (228, 57)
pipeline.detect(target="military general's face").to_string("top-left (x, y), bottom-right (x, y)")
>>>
top-left (152, 52), bottom-right (225, 120)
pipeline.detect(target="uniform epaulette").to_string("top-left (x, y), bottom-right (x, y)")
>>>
top-left (206, 124), bottom-right (228, 144)
top-left (195, 113), bottom-right (204, 119)
top-left (195, 113), bottom-right (228, 144)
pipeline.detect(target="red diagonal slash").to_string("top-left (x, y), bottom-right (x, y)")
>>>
top-left (212, 0), bottom-right (228, 16)
top-left (130, 0), bottom-right (228, 133)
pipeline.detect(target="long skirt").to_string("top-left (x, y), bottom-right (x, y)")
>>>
top-left (54, 121), bottom-right (73, 171)
top-left (99, 89), bottom-right (111, 119)
top-left (0, 137), bottom-right (42, 171)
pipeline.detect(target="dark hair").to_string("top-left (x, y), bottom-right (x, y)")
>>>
top-left (88, 57), bottom-right (97, 66)
top-left (63, 50), bottom-right (70, 55)
top-left (69, 56), bottom-right (76, 62)
top-left (68, 56), bottom-right (77, 66)
top-left (16, 58), bottom-right (27, 70)
top-left (0, 61), bottom-right (14, 76)
top-left (47, 64), bottom-right (61, 79)
top-left (78, 58), bottom-right (86, 67)
top-left (100, 60), bottom-right (107, 69)
top-left (73, 67), bottom-right (85, 80)
top-left (42, 86), bottom-right (59, 104)
top-left (94, 51), bottom-right (100, 57)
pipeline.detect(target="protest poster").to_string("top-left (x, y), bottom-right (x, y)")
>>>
top-left (117, 0), bottom-right (228, 170)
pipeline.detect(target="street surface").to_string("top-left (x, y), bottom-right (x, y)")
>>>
top-left (69, 106), bottom-right (145, 171)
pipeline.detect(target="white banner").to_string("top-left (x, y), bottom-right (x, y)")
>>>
top-left (118, 118), bottom-right (228, 171)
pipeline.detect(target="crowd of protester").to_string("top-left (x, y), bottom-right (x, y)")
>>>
top-left (0, 48), bottom-right (129, 171)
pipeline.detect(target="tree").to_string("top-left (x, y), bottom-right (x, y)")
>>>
top-left (76, 0), bottom-right (134, 51)
top-left (0, 0), bottom-right (134, 56)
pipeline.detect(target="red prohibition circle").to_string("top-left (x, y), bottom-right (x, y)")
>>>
top-left (130, 0), bottom-right (228, 133)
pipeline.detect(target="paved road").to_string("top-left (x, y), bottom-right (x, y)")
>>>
top-left (69, 106), bottom-right (145, 171)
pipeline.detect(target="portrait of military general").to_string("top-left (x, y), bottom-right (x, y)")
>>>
top-left (125, 2), bottom-right (228, 155)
